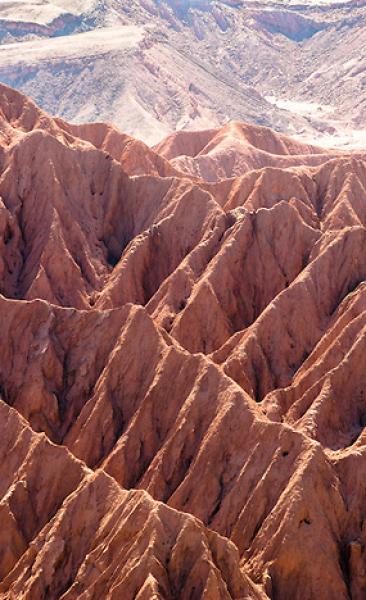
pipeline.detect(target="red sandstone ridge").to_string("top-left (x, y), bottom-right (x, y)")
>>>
top-left (153, 121), bottom-right (365, 182)
top-left (0, 83), bottom-right (182, 179)
top-left (57, 120), bottom-right (183, 179)
top-left (1, 83), bottom-right (366, 599)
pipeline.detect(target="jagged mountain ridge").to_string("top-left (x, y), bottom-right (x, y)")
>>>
top-left (1, 84), bottom-right (366, 598)
top-left (0, 400), bottom-right (262, 600)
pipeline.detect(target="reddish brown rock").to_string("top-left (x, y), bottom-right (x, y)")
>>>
top-left (0, 401), bottom-right (263, 600)
top-left (1, 85), bottom-right (366, 600)
top-left (153, 121), bottom-right (363, 182)
top-left (0, 295), bottom-right (356, 600)
top-left (57, 119), bottom-right (183, 178)
top-left (154, 201), bottom-right (320, 353)
top-left (0, 83), bottom-right (183, 179)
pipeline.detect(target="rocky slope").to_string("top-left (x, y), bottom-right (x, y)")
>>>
top-left (0, 0), bottom-right (365, 146)
top-left (1, 84), bottom-right (366, 598)
top-left (0, 400), bottom-right (262, 600)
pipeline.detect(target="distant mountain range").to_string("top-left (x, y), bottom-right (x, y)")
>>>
top-left (0, 0), bottom-right (365, 146)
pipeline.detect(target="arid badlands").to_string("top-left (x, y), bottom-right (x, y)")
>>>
top-left (1, 1), bottom-right (366, 599)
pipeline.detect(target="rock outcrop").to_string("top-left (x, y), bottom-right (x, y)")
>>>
top-left (0, 401), bottom-right (262, 600)
top-left (1, 83), bottom-right (366, 599)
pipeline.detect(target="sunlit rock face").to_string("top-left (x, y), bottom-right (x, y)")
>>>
top-left (0, 83), bottom-right (366, 599)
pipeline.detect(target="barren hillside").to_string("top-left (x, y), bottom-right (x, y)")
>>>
top-left (0, 83), bottom-right (366, 599)
top-left (0, 0), bottom-right (365, 146)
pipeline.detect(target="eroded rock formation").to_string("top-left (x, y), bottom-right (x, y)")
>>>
top-left (1, 83), bottom-right (366, 599)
